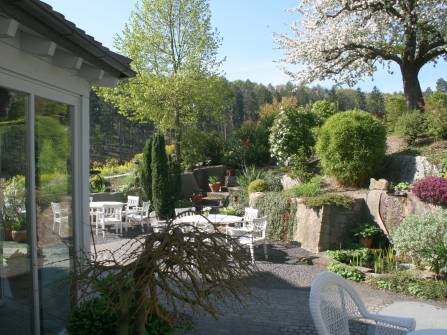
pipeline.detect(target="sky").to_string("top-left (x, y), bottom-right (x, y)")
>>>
top-left (43, 0), bottom-right (447, 93)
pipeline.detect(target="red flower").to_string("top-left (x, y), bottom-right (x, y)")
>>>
top-left (412, 176), bottom-right (447, 205)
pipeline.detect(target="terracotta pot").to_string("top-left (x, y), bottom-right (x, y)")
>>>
top-left (209, 182), bottom-right (221, 192)
top-left (191, 195), bottom-right (203, 204)
top-left (360, 238), bottom-right (373, 248)
top-left (11, 230), bottom-right (27, 243)
top-left (3, 227), bottom-right (12, 241)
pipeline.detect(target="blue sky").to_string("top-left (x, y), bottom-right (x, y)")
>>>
top-left (44, 0), bottom-right (446, 93)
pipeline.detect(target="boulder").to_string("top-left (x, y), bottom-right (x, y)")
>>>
top-left (369, 178), bottom-right (390, 191)
top-left (281, 174), bottom-right (301, 191)
top-left (383, 154), bottom-right (439, 183)
top-left (249, 192), bottom-right (265, 208)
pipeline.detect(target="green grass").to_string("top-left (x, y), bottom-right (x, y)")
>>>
top-left (287, 175), bottom-right (322, 197)
top-left (303, 193), bottom-right (354, 209)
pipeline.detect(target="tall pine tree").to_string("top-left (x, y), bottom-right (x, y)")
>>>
top-left (367, 86), bottom-right (385, 118)
top-left (141, 137), bottom-right (153, 201)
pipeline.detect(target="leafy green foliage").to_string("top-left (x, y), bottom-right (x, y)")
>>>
top-left (352, 224), bottom-right (381, 239)
top-left (392, 209), bottom-right (447, 275)
top-left (269, 107), bottom-right (316, 172)
top-left (256, 192), bottom-right (296, 241)
top-left (393, 182), bottom-right (412, 192)
top-left (89, 174), bottom-right (108, 193)
top-left (316, 110), bottom-right (386, 186)
top-left (426, 92), bottom-right (447, 139)
top-left (395, 110), bottom-right (426, 145)
top-left (303, 193), bottom-right (354, 209)
top-left (310, 100), bottom-right (337, 126)
top-left (236, 165), bottom-right (265, 190)
top-left (263, 169), bottom-right (283, 192)
top-left (327, 261), bottom-right (365, 282)
top-left (208, 176), bottom-right (219, 184)
top-left (326, 249), bottom-right (372, 267)
top-left (287, 176), bottom-right (322, 197)
top-left (385, 95), bottom-right (408, 131)
top-left (248, 179), bottom-right (267, 193)
top-left (369, 271), bottom-right (447, 300)
top-left (181, 128), bottom-right (224, 170)
top-left (141, 137), bottom-right (153, 201)
top-left (151, 133), bottom-right (173, 219)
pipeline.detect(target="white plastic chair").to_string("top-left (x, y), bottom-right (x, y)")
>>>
top-left (126, 195), bottom-right (140, 215)
top-left (228, 216), bottom-right (268, 263)
top-left (51, 202), bottom-right (69, 235)
top-left (309, 272), bottom-right (416, 335)
top-left (149, 211), bottom-right (167, 233)
top-left (175, 207), bottom-right (196, 216)
top-left (96, 204), bottom-right (123, 238)
top-left (126, 201), bottom-right (151, 231)
top-left (243, 207), bottom-right (259, 227)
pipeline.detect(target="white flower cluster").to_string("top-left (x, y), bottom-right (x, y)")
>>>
top-left (277, 0), bottom-right (447, 86)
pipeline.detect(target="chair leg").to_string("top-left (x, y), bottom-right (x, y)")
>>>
top-left (249, 244), bottom-right (255, 264)
top-left (263, 242), bottom-right (268, 260)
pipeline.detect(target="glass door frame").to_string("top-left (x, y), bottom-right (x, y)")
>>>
top-left (0, 68), bottom-right (86, 335)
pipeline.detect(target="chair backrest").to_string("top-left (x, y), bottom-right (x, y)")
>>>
top-left (309, 272), bottom-right (369, 335)
top-left (51, 202), bottom-right (61, 218)
top-left (142, 201), bottom-right (151, 214)
top-left (102, 204), bottom-right (122, 219)
top-left (175, 207), bottom-right (196, 216)
top-left (252, 216), bottom-right (267, 239)
top-left (127, 196), bottom-right (139, 208)
top-left (244, 207), bottom-right (258, 222)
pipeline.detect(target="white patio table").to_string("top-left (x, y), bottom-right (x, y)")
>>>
top-left (408, 330), bottom-right (447, 335)
top-left (175, 214), bottom-right (242, 226)
top-left (89, 202), bottom-right (126, 233)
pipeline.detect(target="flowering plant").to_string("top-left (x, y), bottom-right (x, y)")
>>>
top-left (412, 176), bottom-right (447, 205)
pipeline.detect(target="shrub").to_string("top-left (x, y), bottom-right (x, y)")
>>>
top-left (141, 137), bottom-right (153, 201)
top-left (385, 95), bottom-right (408, 131)
top-left (263, 169), bottom-right (283, 192)
top-left (352, 224), bottom-right (381, 239)
top-left (269, 107), bottom-right (316, 168)
top-left (288, 176), bottom-right (322, 197)
top-left (181, 128), bottom-right (224, 170)
top-left (248, 179), bottom-right (267, 193)
top-left (369, 271), bottom-right (447, 300)
top-left (311, 100), bottom-right (337, 126)
top-left (327, 261), bottom-right (365, 282)
top-left (426, 92), bottom-right (447, 139)
top-left (89, 174), bottom-right (107, 193)
top-left (257, 192), bottom-right (296, 241)
top-left (303, 193), bottom-right (354, 209)
top-left (395, 110), bottom-right (426, 145)
top-left (412, 176), bottom-right (447, 205)
top-left (236, 165), bottom-right (265, 190)
top-left (326, 249), bottom-right (372, 267)
top-left (392, 209), bottom-right (447, 275)
top-left (316, 110), bottom-right (386, 186)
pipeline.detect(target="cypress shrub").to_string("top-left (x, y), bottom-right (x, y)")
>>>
top-left (168, 154), bottom-right (182, 203)
top-left (316, 110), bottom-right (386, 186)
top-left (151, 133), bottom-right (173, 219)
top-left (141, 137), bottom-right (153, 201)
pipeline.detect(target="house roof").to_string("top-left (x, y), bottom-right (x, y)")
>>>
top-left (0, 0), bottom-right (135, 79)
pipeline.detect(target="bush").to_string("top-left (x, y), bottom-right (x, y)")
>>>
top-left (426, 92), bottom-right (447, 139)
top-left (326, 249), bottom-right (372, 267)
top-left (181, 128), bottom-right (224, 170)
top-left (303, 193), bottom-right (354, 209)
top-left (395, 110), bottom-right (426, 145)
top-left (152, 133), bottom-right (173, 219)
top-left (269, 106), bottom-right (316, 168)
top-left (385, 95), bottom-right (408, 131)
top-left (263, 169), bottom-right (283, 192)
top-left (236, 165), bottom-right (265, 190)
top-left (311, 100), bottom-right (337, 126)
top-left (141, 137), bottom-right (153, 201)
top-left (316, 110), bottom-right (386, 186)
top-left (392, 209), bottom-right (447, 275)
top-left (412, 176), bottom-right (447, 205)
top-left (288, 176), bottom-right (322, 197)
top-left (257, 192), bottom-right (296, 241)
top-left (327, 261), bottom-right (365, 282)
top-left (369, 271), bottom-right (447, 300)
top-left (248, 179), bottom-right (267, 193)
top-left (89, 174), bottom-right (107, 193)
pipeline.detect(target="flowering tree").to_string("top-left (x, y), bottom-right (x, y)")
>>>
top-left (277, 0), bottom-right (447, 110)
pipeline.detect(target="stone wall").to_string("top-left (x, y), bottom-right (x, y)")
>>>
top-left (181, 165), bottom-right (226, 197)
top-left (293, 198), bottom-right (366, 253)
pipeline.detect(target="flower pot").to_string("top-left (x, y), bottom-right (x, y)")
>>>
top-left (209, 182), bottom-right (221, 192)
top-left (3, 227), bottom-right (12, 241)
top-left (360, 238), bottom-right (373, 248)
top-left (191, 194), bottom-right (203, 204)
top-left (11, 230), bottom-right (27, 243)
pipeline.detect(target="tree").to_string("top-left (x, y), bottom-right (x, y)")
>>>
top-left (278, 1), bottom-right (447, 110)
top-left (151, 133), bottom-right (172, 219)
top-left (355, 88), bottom-right (367, 111)
top-left (97, 0), bottom-right (227, 162)
top-left (141, 137), bottom-right (153, 201)
top-left (367, 86), bottom-right (385, 118)
top-left (436, 78), bottom-right (447, 93)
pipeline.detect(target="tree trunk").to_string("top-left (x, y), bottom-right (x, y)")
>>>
top-left (400, 63), bottom-right (424, 111)
top-left (174, 110), bottom-right (181, 163)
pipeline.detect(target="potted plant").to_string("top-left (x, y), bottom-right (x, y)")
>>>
top-left (190, 189), bottom-right (205, 204)
top-left (208, 176), bottom-right (221, 192)
top-left (392, 182), bottom-right (412, 196)
top-left (10, 213), bottom-right (26, 243)
top-left (352, 224), bottom-right (381, 248)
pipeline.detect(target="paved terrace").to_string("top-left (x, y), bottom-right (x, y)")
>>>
top-left (92, 232), bottom-right (447, 334)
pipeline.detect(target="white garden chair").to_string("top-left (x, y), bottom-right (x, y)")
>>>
top-left (228, 216), bottom-right (268, 263)
top-left (243, 207), bottom-right (259, 227)
top-left (175, 207), bottom-right (196, 216)
top-left (126, 201), bottom-right (151, 232)
top-left (51, 202), bottom-right (69, 236)
top-left (309, 272), bottom-right (416, 335)
top-left (149, 211), bottom-right (167, 233)
top-left (96, 204), bottom-right (124, 238)
top-left (125, 195), bottom-right (140, 215)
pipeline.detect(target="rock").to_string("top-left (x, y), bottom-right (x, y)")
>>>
top-left (281, 174), bottom-right (301, 191)
top-left (356, 266), bottom-right (374, 274)
top-left (369, 178), bottom-right (390, 191)
top-left (225, 175), bottom-right (237, 187)
top-left (383, 154), bottom-right (439, 183)
top-left (249, 192), bottom-right (265, 208)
